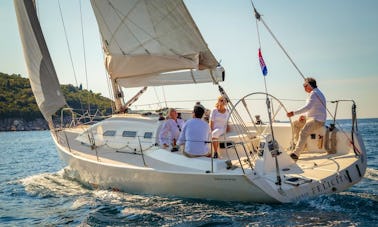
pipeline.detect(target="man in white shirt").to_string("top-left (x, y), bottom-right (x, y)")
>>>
top-left (287, 77), bottom-right (326, 160)
top-left (177, 103), bottom-right (211, 157)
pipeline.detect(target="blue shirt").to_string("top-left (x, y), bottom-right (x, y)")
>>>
top-left (177, 118), bottom-right (210, 156)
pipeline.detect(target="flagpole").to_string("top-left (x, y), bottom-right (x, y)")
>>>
top-left (256, 22), bottom-right (282, 188)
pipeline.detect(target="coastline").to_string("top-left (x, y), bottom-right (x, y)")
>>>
top-left (0, 118), bottom-right (48, 131)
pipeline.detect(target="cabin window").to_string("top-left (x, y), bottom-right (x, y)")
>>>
top-left (122, 131), bottom-right (137, 138)
top-left (103, 130), bottom-right (116, 136)
top-left (144, 132), bottom-right (153, 139)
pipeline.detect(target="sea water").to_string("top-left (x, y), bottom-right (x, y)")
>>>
top-left (0, 119), bottom-right (377, 226)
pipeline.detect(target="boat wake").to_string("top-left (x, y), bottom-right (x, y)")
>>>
top-left (20, 169), bottom-right (89, 198)
top-left (365, 167), bottom-right (378, 181)
top-left (15, 166), bottom-right (378, 226)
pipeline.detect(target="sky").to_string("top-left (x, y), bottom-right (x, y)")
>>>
top-left (1, 0), bottom-right (377, 119)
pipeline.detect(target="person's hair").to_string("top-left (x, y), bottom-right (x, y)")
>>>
top-left (305, 77), bottom-right (317, 89)
top-left (193, 104), bottom-right (205, 118)
top-left (167, 108), bottom-right (176, 118)
top-left (215, 96), bottom-right (226, 109)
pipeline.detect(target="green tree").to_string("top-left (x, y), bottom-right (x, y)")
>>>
top-left (0, 72), bottom-right (114, 120)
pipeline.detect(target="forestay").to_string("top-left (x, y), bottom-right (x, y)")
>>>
top-left (91, 0), bottom-right (224, 87)
top-left (14, 0), bottom-right (66, 120)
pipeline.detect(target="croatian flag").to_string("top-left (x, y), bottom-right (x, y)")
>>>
top-left (258, 48), bottom-right (268, 76)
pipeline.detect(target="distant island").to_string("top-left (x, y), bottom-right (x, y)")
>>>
top-left (0, 72), bottom-right (113, 131)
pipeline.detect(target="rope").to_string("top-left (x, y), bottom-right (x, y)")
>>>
top-left (57, 0), bottom-right (86, 114)
top-left (78, 0), bottom-right (91, 114)
top-left (250, 1), bottom-right (282, 186)
top-left (250, 1), bottom-right (306, 79)
top-left (249, 1), bottom-right (363, 158)
top-left (57, 0), bottom-right (79, 86)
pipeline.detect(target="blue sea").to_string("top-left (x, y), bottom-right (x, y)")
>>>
top-left (0, 119), bottom-right (377, 226)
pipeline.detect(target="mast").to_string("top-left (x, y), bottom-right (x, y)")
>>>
top-left (110, 78), bottom-right (125, 112)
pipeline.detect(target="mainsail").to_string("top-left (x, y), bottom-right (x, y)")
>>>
top-left (14, 0), bottom-right (66, 121)
top-left (91, 0), bottom-right (224, 88)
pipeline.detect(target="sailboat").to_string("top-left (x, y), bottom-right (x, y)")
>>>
top-left (14, 0), bottom-right (367, 203)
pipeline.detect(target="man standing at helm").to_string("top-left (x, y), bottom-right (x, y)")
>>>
top-left (287, 77), bottom-right (327, 161)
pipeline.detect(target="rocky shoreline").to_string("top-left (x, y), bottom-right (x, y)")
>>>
top-left (0, 118), bottom-right (49, 131)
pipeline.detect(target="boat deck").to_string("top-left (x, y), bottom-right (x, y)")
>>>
top-left (56, 127), bottom-right (360, 181)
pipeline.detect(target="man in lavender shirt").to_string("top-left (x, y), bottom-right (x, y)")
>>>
top-left (177, 103), bottom-right (211, 157)
top-left (287, 77), bottom-right (326, 160)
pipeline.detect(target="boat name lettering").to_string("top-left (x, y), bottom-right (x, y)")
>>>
top-left (214, 177), bottom-right (236, 181)
top-left (311, 172), bottom-right (349, 194)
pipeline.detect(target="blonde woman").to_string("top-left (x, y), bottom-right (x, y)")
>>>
top-left (209, 96), bottom-right (230, 158)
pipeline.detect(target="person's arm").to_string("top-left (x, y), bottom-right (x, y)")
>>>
top-left (294, 92), bottom-right (316, 115)
top-left (177, 123), bottom-right (187, 145)
top-left (209, 109), bottom-right (215, 131)
top-left (209, 120), bottom-right (214, 131)
top-left (287, 92), bottom-right (315, 117)
top-left (159, 121), bottom-right (170, 147)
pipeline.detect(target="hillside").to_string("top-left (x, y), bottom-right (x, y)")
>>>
top-left (0, 72), bottom-right (114, 130)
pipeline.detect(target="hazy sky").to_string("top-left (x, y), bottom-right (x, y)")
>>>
top-left (1, 0), bottom-right (377, 119)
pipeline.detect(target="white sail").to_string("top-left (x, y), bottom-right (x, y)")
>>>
top-left (14, 0), bottom-right (66, 120)
top-left (91, 0), bottom-right (223, 88)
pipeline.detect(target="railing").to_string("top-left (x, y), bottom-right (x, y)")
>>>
top-left (330, 99), bottom-right (360, 156)
top-left (59, 108), bottom-right (110, 129)
top-left (56, 125), bottom-right (257, 173)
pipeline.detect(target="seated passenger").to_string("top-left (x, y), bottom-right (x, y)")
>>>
top-left (210, 96), bottom-right (230, 158)
top-left (255, 115), bottom-right (262, 125)
top-left (159, 108), bottom-right (184, 151)
top-left (177, 103), bottom-right (211, 157)
top-left (158, 112), bottom-right (165, 121)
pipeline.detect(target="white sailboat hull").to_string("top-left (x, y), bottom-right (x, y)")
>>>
top-left (14, 0), bottom-right (367, 204)
top-left (54, 137), bottom-right (278, 203)
top-left (51, 115), bottom-right (367, 203)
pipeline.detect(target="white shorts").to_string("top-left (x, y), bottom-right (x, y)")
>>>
top-left (212, 128), bottom-right (225, 138)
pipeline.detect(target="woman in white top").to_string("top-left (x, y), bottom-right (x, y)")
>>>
top-left (210, 96), bottom-right (230, 158)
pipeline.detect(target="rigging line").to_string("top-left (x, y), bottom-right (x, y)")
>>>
top-left (220, 87), bottom-right (254, 156)
top-left (251, 0), bottom-right (281, 186)
top-left (153, 87), bottom-right (163, 110)
top-left (250, 1), bottom-right (305, 80)
top-left (162, 86), bottom-right (168, 108)
top-left (79, 0), bottom-right (91, 113)
top-left (260, 17), bottom-right (305, 79)
top-left (250, 2), bottom-right (334, 128)
top-left (57, 0), bottom-right (79, 87)
top-left (58, 0), bottom-right (85, 114)
top-left (254, 12), bottom-right (262, 48)
top-left (97, 27), bottom-right (115, 114)
top-left (253, 7), bottom-right (362, 158)
top-left (250, 2), bottom-right (339, 139)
